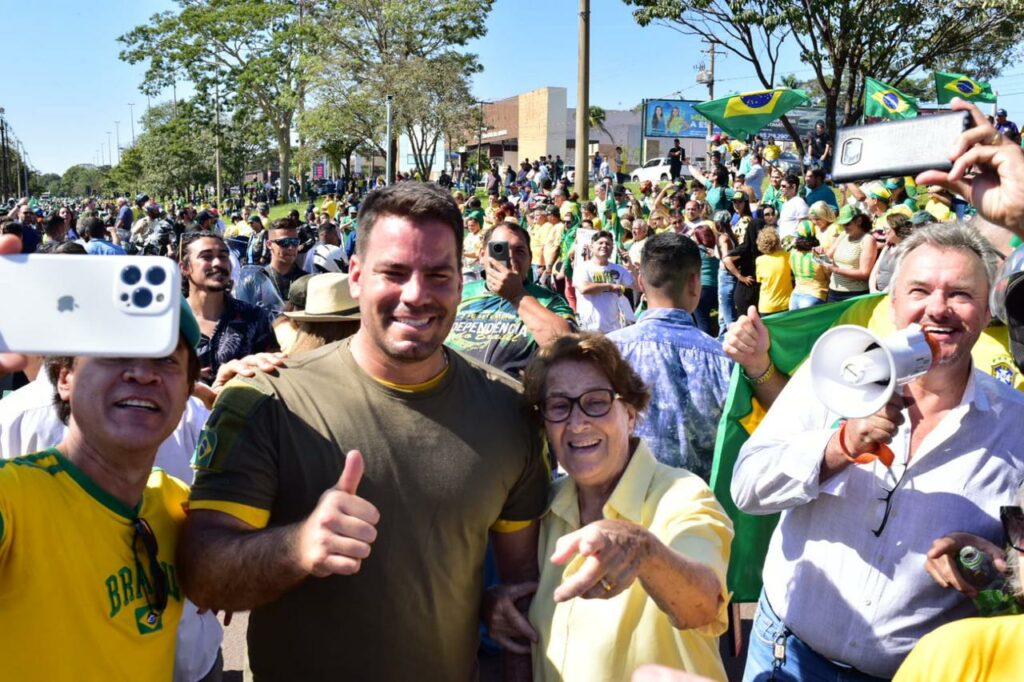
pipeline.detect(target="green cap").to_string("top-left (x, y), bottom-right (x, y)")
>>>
top-left (179, 297), bottom-right (201, 350)
top-left (884, 177), bottom-right (905, 190)
top-left (837, 204), bottom-right (861, 225)
top-left (464, 209), bottom-right (484, 224)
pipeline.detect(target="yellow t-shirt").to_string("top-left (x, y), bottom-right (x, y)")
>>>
top-left (223, 221), bottom-right (254, 239)
top-left (893, 615), bottom-right (1024, 682)
top-left (528, 443), bottom-right (732, 682)
top-left (543, 222), bottom-right (566, 267)
top-left (817, 222), bottom-right (843, 252)
top-left (530, 222), bottom-right (551, 266)
top-left (321, 198), bottom-right (338, 221)
top-left (836, 295), bottom-right (1024, 391)
top-left (756, 251), bottom-right (793, 314)
top-left (0, 450), bottom-right (188, 681)
top-left (763, 143), bottom-right (781, 161)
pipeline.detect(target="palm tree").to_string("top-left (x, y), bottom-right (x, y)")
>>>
top-left (588, 106), bottom-right (615, 145)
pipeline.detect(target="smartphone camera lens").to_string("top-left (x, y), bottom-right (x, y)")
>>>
top-left (146, 266), bottom-right (166, 286)
top-left (121, 265), bottom-right (142, 285)
top-left (132, 288), bottom-right (153, 309)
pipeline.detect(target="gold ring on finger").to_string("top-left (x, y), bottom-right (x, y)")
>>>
top-left (600, 578), bottom-right (614, 592)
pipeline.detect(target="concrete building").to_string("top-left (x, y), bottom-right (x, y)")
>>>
top-left (457, 86), bottom-right (712, 176)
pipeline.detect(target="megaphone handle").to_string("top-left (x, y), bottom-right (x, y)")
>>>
top-left (837, 421), bottom-right (896, 468)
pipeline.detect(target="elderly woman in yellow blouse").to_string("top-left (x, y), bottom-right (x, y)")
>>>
top-left (488, 333), bottom-right (733, 682)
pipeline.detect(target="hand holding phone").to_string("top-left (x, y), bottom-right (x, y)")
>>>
top-left (487, 240), bottom-right (511, 267)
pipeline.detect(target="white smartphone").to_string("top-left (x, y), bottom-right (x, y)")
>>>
top-left (0, 254), bottom-right (181, 357)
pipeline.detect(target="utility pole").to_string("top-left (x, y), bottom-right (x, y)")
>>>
top-left (19, 142), bottom-right (29, 197)
top-left (699, 41), bottom-right (720, 141)
top-left (574, 0), bottom-right (590, 199)
top-left (106, 131), bottom-right (113, 166)
top-left (385, 94), bottom-right (394, 185)
top-left (0, 109), bottom-right (9, 201)
top-left (128, 103), bottom-right (136, 145)
top-left (114, 121), bottom-right (121, 164)
top-left (215, 80), bottom-right (222, 203)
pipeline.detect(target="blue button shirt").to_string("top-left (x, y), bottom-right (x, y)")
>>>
top-left (85, 239), bottom-right (126, 255)
top-left (608, 308), bottom-right (733, 480)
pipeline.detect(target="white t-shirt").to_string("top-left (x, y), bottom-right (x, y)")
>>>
top-left (573, 261), bottom-right (635, 332)
top-left (745, 163), bottom-right (765, 200)
top-left (778, 196), bottom-right (810, 240)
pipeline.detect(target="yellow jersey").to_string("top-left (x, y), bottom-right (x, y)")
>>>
top-left (0, 449), bottom-right (188, 681)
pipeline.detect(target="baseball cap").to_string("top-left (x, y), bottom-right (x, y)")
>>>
top-left (837, 204), bottom-right (861, 225)
top-left (998, 108), bottom-right (1008, 117)
top-left (910, 210), bottom-right (934, 226)
top-left (867, 185), bottom-right (892, 202)
top-left (796, 219), bottom-right (816, 240)
top-left (248, 214), bottom-right (262, 224)
top-left (732, 190), bottom-right (749, 203)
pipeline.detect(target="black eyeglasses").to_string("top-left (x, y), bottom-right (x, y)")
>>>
top-left (272, 237), bottom-right (300, 248)
top-left (133, 517), bottom-right (169, 625)
top-left (870, 466), bottom-right (906, 537)
top-left (538, 388), bottom-right (619, 423)
top-left (1001, 506), bottom-right (1024, 553)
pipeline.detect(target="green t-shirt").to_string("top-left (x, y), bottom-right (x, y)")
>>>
top-left (703, 180), bottom-right (735, 214)
top-left (189, 339), bottom-right (550, 680)
top-left (762, 185), bottom-right (784, 213)
top-left (447, 279), bottom-right (577, 377)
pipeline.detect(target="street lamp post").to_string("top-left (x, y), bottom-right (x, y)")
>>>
top-left (128, 103), bottom-right (136, 145)
top-left (106, 132), bottom-right (112, 167)
top-left (114, 121), bottom-right (121, 165)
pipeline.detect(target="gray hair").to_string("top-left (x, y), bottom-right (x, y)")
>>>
top-left (890, 222), bottom-right (1000, 293)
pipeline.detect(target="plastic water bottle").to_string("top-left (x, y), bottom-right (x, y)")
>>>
top-left (956, 546), bottom-right (1023, 617)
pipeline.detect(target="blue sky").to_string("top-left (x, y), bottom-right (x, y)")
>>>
top-left (7, 0), bottom-right (1024, 175)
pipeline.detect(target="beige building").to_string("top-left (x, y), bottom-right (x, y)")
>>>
top-left (458, 86), bottom-right (709, 174)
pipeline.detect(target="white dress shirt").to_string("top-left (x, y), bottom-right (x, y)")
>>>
top-left (732, 363), bottom-right (1024, 678)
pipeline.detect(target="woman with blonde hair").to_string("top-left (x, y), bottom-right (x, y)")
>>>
top-left (807, 200), bottom-right (840, 250)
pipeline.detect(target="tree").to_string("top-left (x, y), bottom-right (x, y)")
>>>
top-left (119, 0), bottom-right (314, 203)
top-left (588, 106), bottom-right (615, 144)
top-left (60, 164), bottom-right (110, 197)
top-left (625, 0), bottom-right (1024, 133)
top-left (107, 145), bottom-right (145, 197)
top-left (311, 0), bottom-right (492, 179)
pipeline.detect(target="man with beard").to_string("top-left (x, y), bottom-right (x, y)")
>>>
top-left (179, 231), bottom-right (277, 384)
top-left (179, 182), bottom-right (548, 680)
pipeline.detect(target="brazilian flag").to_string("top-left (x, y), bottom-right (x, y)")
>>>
top-left (709, 293), bottom-right (1024, 602)
top-left (694, 88), bottom-right (810, 139)
top-left (864, 77), bottom-right (918, 120)
top-left (934, 71), bottom-right (997, 104)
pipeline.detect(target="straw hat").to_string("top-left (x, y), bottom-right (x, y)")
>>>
top-left (284, 273), bottom-right (360, 322)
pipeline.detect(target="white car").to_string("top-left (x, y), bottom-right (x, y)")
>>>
top-left (630, 157), bottom-right (692, 184)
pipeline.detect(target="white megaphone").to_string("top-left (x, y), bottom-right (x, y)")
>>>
top-left (809, 323), bottom-right (934, 419)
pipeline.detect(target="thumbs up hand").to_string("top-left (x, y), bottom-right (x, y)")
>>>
top-left (298, 450), bottom-right (381, 578)
top-left (723, 305), bottom-right (772, 378)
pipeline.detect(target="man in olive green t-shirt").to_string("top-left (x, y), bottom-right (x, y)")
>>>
top-left (180, 183), bottom-right (549, 681)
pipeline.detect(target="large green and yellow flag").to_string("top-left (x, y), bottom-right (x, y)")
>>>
top-left (709, 293), bottom-right (1023, 602)
top-left (864, 77), bottom-right (918, 120)
top-left (694, 88), bottom-right (810, 139)
top-left (934, 71), bottom-right (997, 104)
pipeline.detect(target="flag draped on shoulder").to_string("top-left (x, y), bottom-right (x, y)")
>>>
top-left (695, 88), bottom-right (810, 139)
top-left (934, 71), bottom-right (997, 104)
top-left (864, 77), bottom-right (918, 120)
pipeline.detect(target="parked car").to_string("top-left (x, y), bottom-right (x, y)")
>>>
top-left (630, 157), bottom-right (693, 184)
top-left (767, 151), bottom-right (803, 177)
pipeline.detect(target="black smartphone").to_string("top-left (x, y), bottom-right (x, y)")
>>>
top-left (831, 111), bottom-right (973, 184)
top-left (487, 240), bottom-right (511, 266)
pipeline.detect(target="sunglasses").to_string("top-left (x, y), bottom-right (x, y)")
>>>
top-left (272, 237), bottom-right (300, 248)
top-left (133, 518), bottom-right (169, 625)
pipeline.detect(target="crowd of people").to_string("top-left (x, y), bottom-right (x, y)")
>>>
top-left (1, 97), bottom-right (1024, 682)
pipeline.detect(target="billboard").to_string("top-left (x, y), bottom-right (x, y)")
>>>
top-left (643, 99), bottom-right (828, 141)
top-left (643, 100), bottom-right (716, 139)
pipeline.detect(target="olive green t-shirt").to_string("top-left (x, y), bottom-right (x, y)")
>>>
top-left (189, 338), bottom-right (550, 681)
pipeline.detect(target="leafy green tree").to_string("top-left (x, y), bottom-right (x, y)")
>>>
top-left (119, 0), bottom-right (313, 203)
top-left (60, 164), bottom-right (110, 197)
top-left (625, 0), bottom-right (1024, 130)
top-left (310, 0), bottom-right (491, 179)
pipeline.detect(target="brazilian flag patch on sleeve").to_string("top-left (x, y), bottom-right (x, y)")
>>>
top-left (192, 429), bottom-right (218, 470)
